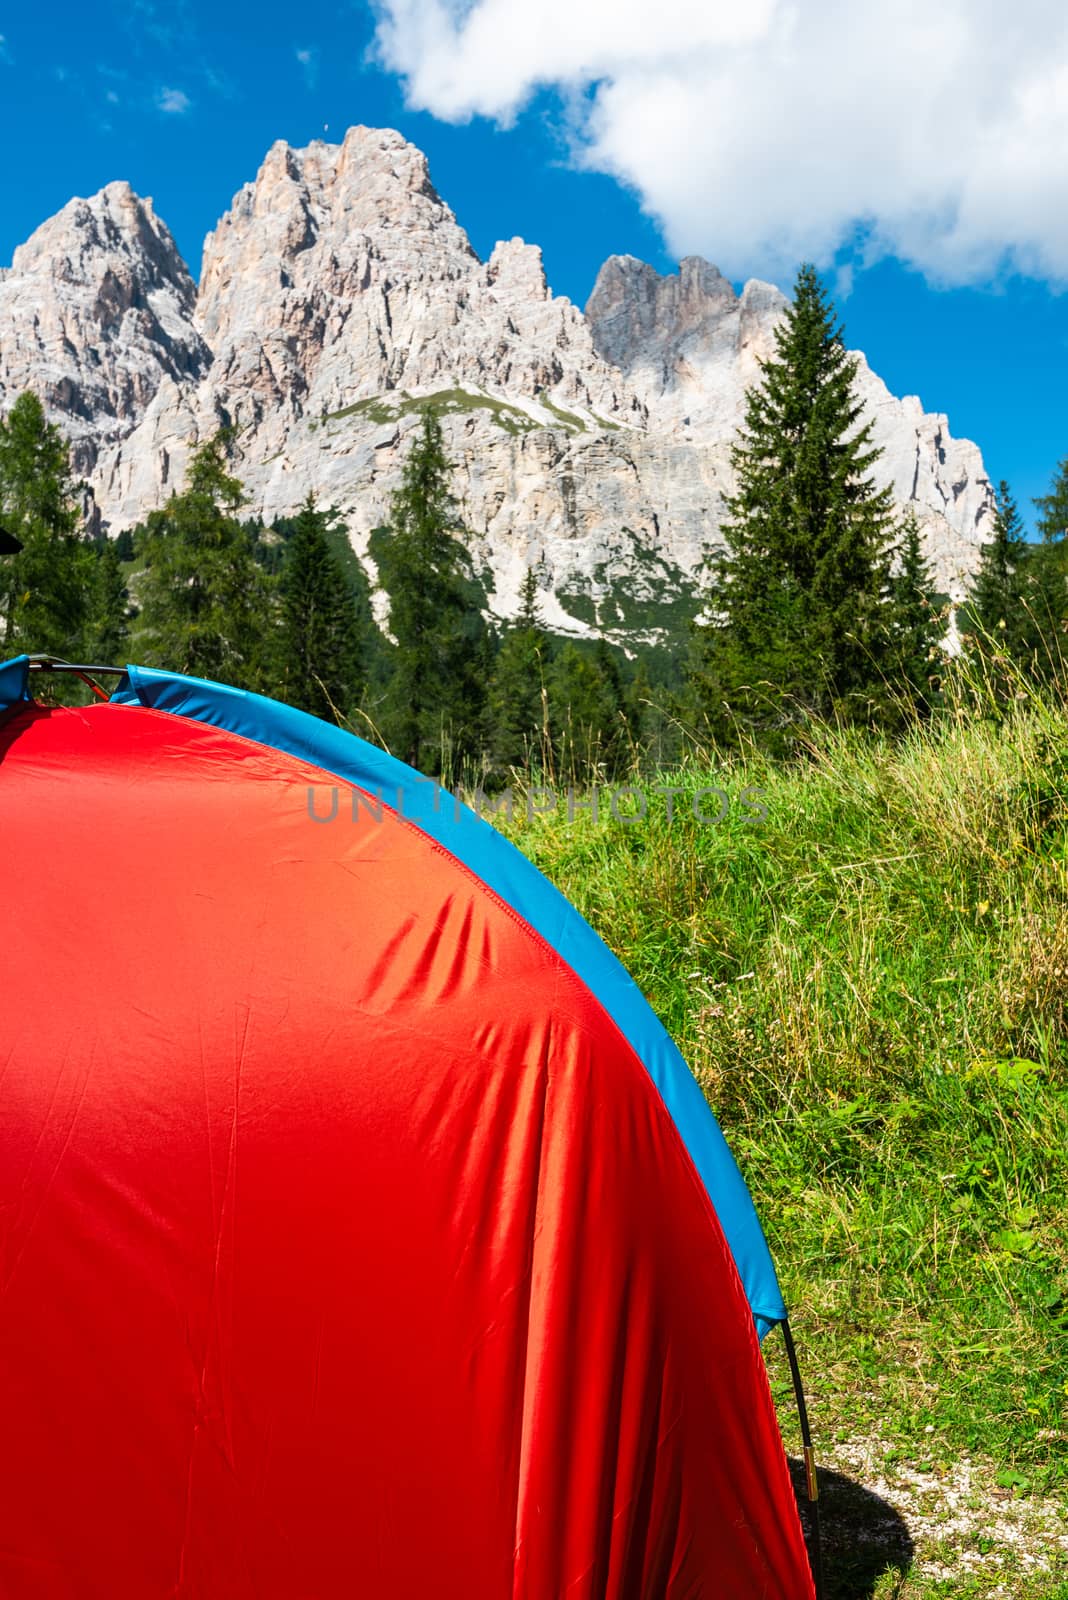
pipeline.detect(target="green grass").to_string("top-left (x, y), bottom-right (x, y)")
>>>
top-left (315, 387), bottom-right (626, 439)
top-left (539, 396), bottom-right (588, 432)
top-left (499, 699), bottom-right (1068, 1593)
top-left (320, 395), bottom-right (398, 426)
top-left (320, 388), bottom-right (543, 436)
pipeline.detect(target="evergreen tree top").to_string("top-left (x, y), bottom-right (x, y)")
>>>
top-left (391, 408), bottom-right (462, 540)
top-left (694, 261), bottom-right (898, 744)
top-left (975, 481), bottom-right (1029, 590)
top-left (0, 390), bottom-right (82, 541)
top-left (517, 567), bottom-right (544, 632)
top-left (726, 261), bottom-right (893, 579)
top-left (180, 432), bottom-right (245, 514)
top-left (1035, 455), bottom-right (1068, 545)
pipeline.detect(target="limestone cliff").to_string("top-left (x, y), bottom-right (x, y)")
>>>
top-left (0, 182), bottom-right (209, 478)
top-left (0, 128), bottom-right (995, 641)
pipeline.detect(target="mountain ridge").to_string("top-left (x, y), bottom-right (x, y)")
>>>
top-left (0, 125), bottom-right (995, 644)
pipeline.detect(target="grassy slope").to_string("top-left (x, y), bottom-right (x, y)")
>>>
top-left (501, 703), bottom-right (1068, 1596)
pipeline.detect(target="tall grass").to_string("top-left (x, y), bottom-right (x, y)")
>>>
top-left (501, 671), bottom-right (1068, 1495)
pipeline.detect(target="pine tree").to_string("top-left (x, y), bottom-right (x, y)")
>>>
top-left (1026, 457), bottom-right (1068, 679)
top-left (0, 391), bottom-right (97, 664)
top-left (884, 511), bottom-right (941, 718)
top-left (87, 536), bottom-right (130, 663)
top-left (623, 653), bottom-right (675, 766)
top-left (549, 640), bottom-right (626, 784)
top-left (470, 624), bottom-right (499, 763)
top-left (1035, 456), bottom-right (1068, 548)
top-left (692, 264), bottom-right (895, 747)
top-left (966, 482), bottom-right (1031, 649)
top-left (278, 497), bottom-right (366, 722)
top-left (113, 527), bottom-right (137, 563)
top-left (134, 433), bottom-right (273, 688)
top-left (593, 640), bottom-right (626, 768)
top-left (517, 567), bottom-right (541, 631)
top-left (958, 481), bottom-right (1039, 705)
top-left (488, 568), bottom-right (551, 772)
top-left (623, 655), bottom-right (652, 743)
top-left (377, 409), bottom-right (486, 773)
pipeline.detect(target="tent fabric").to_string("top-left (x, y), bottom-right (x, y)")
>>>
top-left (0, 677), bottom-right (813, 1599)
top-left (110, 664), bottom-right (787, 1339)
top-left (0, 652), bottom-right (30, 713)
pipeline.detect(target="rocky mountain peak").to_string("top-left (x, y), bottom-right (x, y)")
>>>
top-left (583, 256), bottom-right (991, 592)
top-left (585, 255), bottom-right (740, 374)
top-left (0, 179), bottom-right (209, 474)
top-left (13, 181), bottom-right (172, 284)
top-left (738, 279), bottom-right (789, 318)
top-left (2, 126), bottom-right (995, 635)
top-left (199, 126), bottom-right (474, 316)
top-left (486, 238), bottom-right (549, 304)
top-left (193, 126), bottom-right (492, 415)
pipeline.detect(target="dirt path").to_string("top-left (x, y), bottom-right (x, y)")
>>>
top-left (801, 1436), bottom-right (1068, 1597)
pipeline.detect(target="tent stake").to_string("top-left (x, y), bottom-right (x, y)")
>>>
top-left (782, 1317), bottom-right (825, 1600)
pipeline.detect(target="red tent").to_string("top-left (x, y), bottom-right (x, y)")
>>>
top-left (0, 658), bottom-right (815, 1598)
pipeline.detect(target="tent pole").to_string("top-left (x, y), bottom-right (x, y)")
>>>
top-left (26, 656), bottom-right (126, 702)
top-left (782, 1317), bottom-right (825, 1600)
top-left (26, 656), bottom-right (126, 675)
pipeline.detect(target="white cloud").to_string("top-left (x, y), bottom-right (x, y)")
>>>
top-left (156, 85), bottom-right (191, 114)
top-left (128, 0), bottom-right (192, 51)
top-left (372, 0), bottom-right (1068, 287)
top-left (295, 45), bottom-right (319, 89)
top-left (0, 34), bottom-right (10, 66)
top-left (202, 65), bottom-right (236, 99)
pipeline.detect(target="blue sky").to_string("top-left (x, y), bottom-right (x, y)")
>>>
top-left (1, 0), bottom-right (1065, 531)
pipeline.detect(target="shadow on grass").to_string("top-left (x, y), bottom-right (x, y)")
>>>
top-left (790, 1458), bottom-right (914, 1599)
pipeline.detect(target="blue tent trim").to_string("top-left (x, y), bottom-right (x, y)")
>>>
top-left (107, 664), bottom-right (786, 1336)
top-left (0, 655), bottom-right (31, 717)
